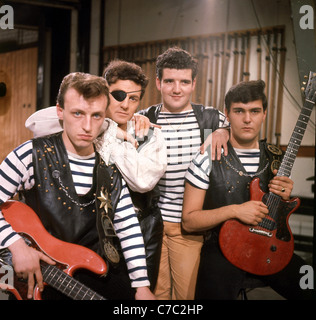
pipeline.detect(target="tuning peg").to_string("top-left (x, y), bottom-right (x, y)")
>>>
top-left (304, 75), bottom-right (308, 79)
top-left (301, 87), bottom-right (305, 92)
top-left (302, 81), bottom-right (306, 85)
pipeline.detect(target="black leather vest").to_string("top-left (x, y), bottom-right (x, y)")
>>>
top-left (203, 140), bottom-right (283, 235)
top-left (21, 133), bottom-right (122, 255)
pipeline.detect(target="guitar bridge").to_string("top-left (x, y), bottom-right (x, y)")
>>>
top-left (249, 227), bottom-right (273, 237)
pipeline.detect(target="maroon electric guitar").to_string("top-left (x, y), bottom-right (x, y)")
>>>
top-left (219, 71), bottom-right (316, 276)
top-left (0, 201), bottom-right (107, 300)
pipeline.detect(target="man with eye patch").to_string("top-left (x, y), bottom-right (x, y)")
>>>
top-left (96, 59), bottom-right (167, 291)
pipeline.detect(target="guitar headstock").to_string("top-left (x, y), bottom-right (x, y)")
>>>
top-left (304, 71), bottom-right (316, 103)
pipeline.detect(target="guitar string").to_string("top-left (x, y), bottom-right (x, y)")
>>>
top-left (42, 265), bottom-right (84, 298)
top-left (47, 269), bottom-right (102, 300)
top-left (257, 193), bottom-right (280, 231)
top-left (258, 117), bottom-right (306, 231)
top-left (42, 264), bottom-right (105, 300)
top-left (257, 111), bottom-right (309, 231)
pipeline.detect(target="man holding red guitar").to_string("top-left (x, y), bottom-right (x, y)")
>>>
top-left (182, 79), bottom-right (314, 299)
top-left (0, 72), bottom-right (155, 300)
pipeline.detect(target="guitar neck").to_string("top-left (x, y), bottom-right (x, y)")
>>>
top-left (41, 263), bottom-right (106, 300)
top-left (276, 99), bottom-right (314, 178)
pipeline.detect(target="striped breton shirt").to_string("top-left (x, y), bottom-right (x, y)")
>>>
top-left (0, 140), bottom-right (149, 288)
top-left (156, 108), bottom-right (228, 223)
top-left (185, 148), bottom-right (260, 190)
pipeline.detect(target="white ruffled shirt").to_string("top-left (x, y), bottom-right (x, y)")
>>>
top-left (95, 118), bottom-right (167, 192)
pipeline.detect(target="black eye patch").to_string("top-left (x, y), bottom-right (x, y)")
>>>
top-left (110, 90), bottom-right (127, 102)
top-left (110, 89), bottom-right (142, 102)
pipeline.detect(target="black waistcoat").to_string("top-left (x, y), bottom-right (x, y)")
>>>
top-left (203, 140), bottom-right (283, 235)
top-left (21, 133), bottom-right (122, 255)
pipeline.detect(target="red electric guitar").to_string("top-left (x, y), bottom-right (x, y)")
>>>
top-left (0, 201), bottom-right (107, 300)
top-left (219, 71), bottom-right (316, 275)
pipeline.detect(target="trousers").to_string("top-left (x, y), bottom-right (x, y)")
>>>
top-left (154, 221), bottom-right (203, 300)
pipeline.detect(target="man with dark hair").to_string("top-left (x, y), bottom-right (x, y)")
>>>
top-left (0, 72), bottom-right (155, 300)
top-left (139, 47), bottom-right (230, 300)
top-left (183, 80), bottom-right (313, 300)
top-left (155, 46), bottom-right (199, 81)
top-left (103, 59), bottom-right (148, 100)
top-left (224, 79), bottom-right (268, 112)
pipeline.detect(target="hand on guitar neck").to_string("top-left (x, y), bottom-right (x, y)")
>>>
top-left (268, 169), bottom-right (293, 201)
top-left (8, 238), bottom-right (56, 299)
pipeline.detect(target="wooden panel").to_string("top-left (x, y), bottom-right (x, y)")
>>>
top-left (280, 145), bottom-right (315, 158)
top-left (102, 26), bottom-right (286, 140)
top-left (0, 47), bottom-right (37, 162)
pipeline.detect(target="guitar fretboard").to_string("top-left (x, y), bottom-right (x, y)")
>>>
top-left (41, 263), bottom-right (106, 300)
top-left (262, 96), bottom-right (314, 226)
top-left (277, 100), bottom-right (314, 178)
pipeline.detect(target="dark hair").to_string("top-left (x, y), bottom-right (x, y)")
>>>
top-left (156, 47), bottom-right (198, 81)
top-left (225, 80), bottom-right (268, 112)
top-left (57, 72), bottom-right (109, 108)
top-left (103, 60), bottom-right (148, 99)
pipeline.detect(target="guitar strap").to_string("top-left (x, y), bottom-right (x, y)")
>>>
top-left (95, 158), bottom-right (123, 267)
top-left (264, 141), bottom-right (284, 173)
